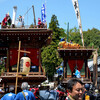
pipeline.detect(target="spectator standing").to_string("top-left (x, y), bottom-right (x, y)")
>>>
top-left (82, 83), bottom-right (95, 100)
top-left (56, 66), bottom-right (63, 85)
top-left (94, 89), bottom-right (100, 100)
top-left (1, 87), bottom-right (16, 100)
top-left (15, 82), bottom-right (36, 100)
top-left (65, 78), bottom-right (84, 100)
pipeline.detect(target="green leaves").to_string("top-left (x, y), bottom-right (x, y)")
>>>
top-left (41, 15), bottom-right (63, 81)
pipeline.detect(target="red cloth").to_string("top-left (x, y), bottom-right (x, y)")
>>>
top-left (68, 60), bottom-right (76, 72)
top-left (38, 20), bottom-right (41, 25)
top-left (29, 88), bottom-right (39, 99)
top-left (2, 17), bottom-right (7, 26)
top-left (68, 60), bottom-right (84, 72)
top-left (77, 60), bottom-right (84, 71)
top-left (56, 90), bottom-right (64, 97)
top-left (10, 48), bottom-right (39, 66)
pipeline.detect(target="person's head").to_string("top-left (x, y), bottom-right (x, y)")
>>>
top-left (6, 14), bottom-right (9, 18)
top-left (57, 85), bottom-right (62, 91)
top-left (84, 83), bottom-right (90, 91)
top-left (9, 87), bottom-right (14, 93)
top-left (95, 89), bottom-right (98, 94)
top-left (67, 79), bottom-right (84, 100)
top-left (38, 18), bottom-right (41, 22)
top-left (21, 82), bottom-right (28, 90)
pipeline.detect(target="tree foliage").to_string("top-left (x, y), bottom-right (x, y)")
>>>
top-left (69, 27), bottom-right (100, 56)
top-left (41, 15), bottom-right (65, 81)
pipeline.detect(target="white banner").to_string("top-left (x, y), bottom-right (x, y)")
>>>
top-left (72, 0), bottom-right (84, 46)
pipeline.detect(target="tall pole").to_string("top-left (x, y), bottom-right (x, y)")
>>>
top-left (71, 0), bottom-right (84, 47)
top-left (15, 41), bottom-right (31, 94)
top-left (15, 41), bottom-right (21, 94)
top-left (32, 5), bottom-right (36, 26)
top-left (67, 22), bottom-right (69, 42)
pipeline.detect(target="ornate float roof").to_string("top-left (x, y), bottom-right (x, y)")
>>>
top-left (58, 48), bottom-right (96, 60)
top-left (0, 28), bottom-right (53, 48)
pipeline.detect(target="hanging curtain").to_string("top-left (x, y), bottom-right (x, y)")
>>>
top-left (68, 59), bottom-right (84, 72)
top-left (77, 60), bottom-right (84, 71)
top-left (10, 48), bottom-right (39, 66)
top-left (68, 60), bottom-right (76, 72)
top-left (10, 48), bottom-right (18, 66)
top-left (26, 48), bottom-right (39, 66)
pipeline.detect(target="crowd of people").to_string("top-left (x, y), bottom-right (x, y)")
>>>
top-left (0, 79), bottom-right (100, 100)
top-left (66, 79), bottom-right (100, 100)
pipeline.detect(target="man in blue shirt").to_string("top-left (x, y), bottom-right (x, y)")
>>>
top-left (15, 82), bottom-right (36, 100)
top-left (1, 87), bottom-right (16, 100)
top-left (56, 66), bottom-right (63, 85)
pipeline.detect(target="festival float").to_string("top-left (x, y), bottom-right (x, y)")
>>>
top-left (58, 40), bottom-right (97, 85)
top-left (57, 0), bottom-right (98, 88)
top-left (0, 5), bottom-right (53, 93)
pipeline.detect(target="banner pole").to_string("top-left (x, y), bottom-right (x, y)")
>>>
top-left (71, 0), bottom-right (84, 47)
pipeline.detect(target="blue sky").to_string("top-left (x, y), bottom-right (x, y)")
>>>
top-left (0, 0), bottom-right (100, 31)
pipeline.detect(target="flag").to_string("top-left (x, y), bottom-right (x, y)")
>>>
top-left (41, 3), bottom-right (46, 23)
top-left (72, 0), bottom-right (84, 46)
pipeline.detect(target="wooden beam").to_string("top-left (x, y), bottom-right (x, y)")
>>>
top-left (7, 49), bottom-right (9, 72)
top-left (17, 50), bottom-right (30, 54)
top-left (93, 49), bottom-right (98, 87)
top-left (15, 41), bottom-right (32, 94)
top-left (15, 41), bottom-right (21, 94)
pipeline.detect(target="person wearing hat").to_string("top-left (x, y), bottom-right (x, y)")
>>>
top-left (15, 82), bottom-right (36, 100)
top-left (1, 87), bottom-right (16, 100)
top-left (82, 83), bottom-right (95, 100)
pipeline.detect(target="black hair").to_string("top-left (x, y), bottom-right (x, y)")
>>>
top-left (67, 78), bottom-right (83, 92)
top-left (84, 83), bottom-right (90, 91)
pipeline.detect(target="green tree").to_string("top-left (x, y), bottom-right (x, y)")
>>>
top-left (84, 28), bottom-right (100, 56)
top-left (41, 15), bottom-right (65, 81)
top-left (69, 27), bottom-right (100, 56)
top-left (69, 26), bottom-right (82, 45)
